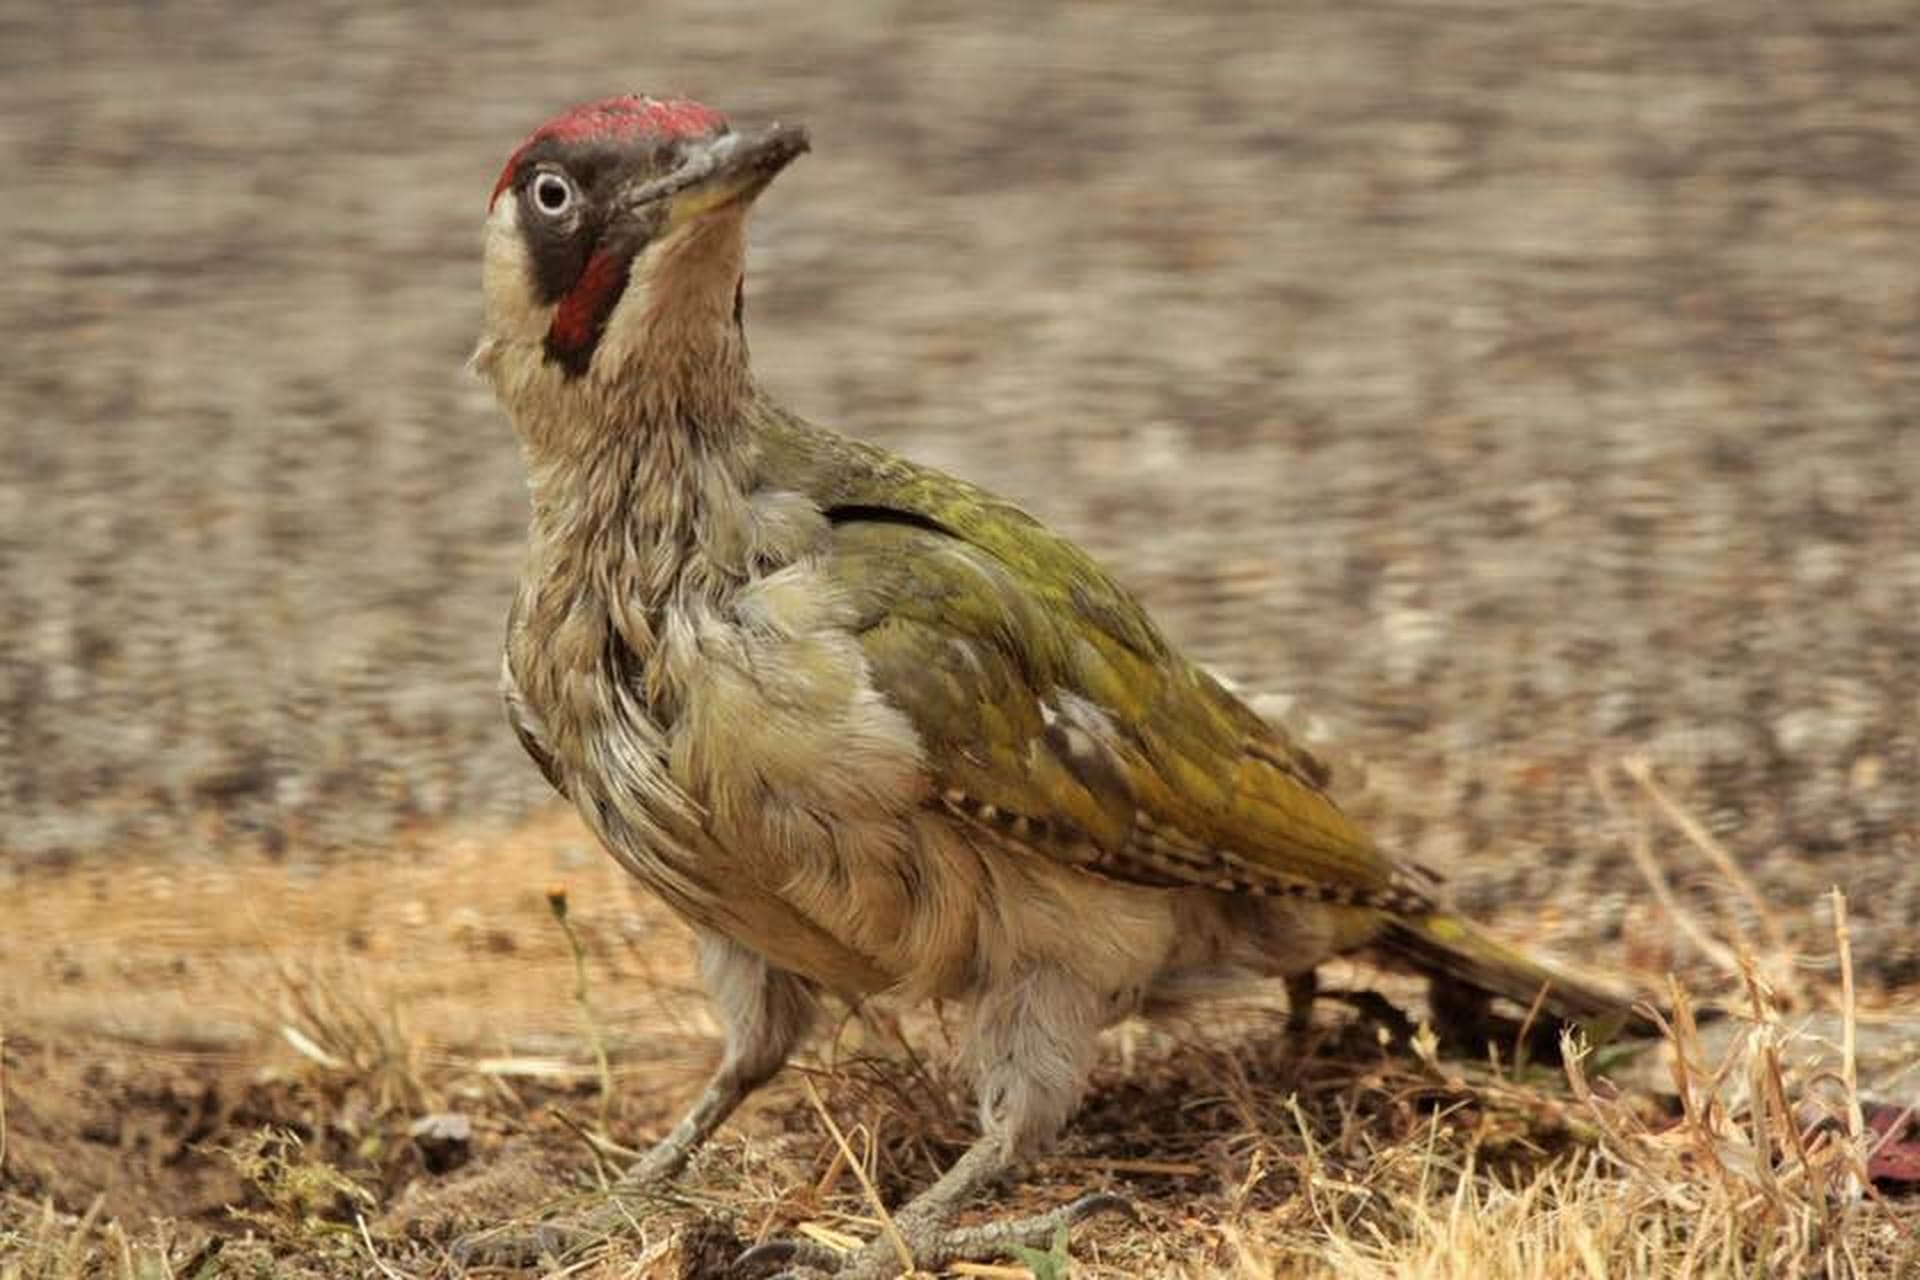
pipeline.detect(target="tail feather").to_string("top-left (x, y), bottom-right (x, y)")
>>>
top-left (1379, 911), bottom-right (1656, 1039)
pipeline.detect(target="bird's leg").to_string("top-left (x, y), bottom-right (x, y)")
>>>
top-left (740, 965), bottom-right (1135, 1279)
top-left (615, 932), bottom-right (817, 1188)
top-left (455, 932), bottom-right (814, 1265)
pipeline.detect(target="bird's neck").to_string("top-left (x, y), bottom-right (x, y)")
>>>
top-left (521, 382), bottom-right (769, 633)
top-left (505, 243), bottom-right (802, 716)
top-left (513, 238), bottom-right (768, 634)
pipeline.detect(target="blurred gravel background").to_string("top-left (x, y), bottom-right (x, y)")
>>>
top-left (3, 3), bottom-right (1914, 976)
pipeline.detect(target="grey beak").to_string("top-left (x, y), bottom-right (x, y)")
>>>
top-left (620, 122), bottom-right (811, 221)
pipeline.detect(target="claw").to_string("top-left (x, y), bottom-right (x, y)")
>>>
top-left (1062, 1190), bottom-right (1139, 1226)
top-left (733, 1237), bottom-right (843, 1275)
top-left (451, 1217), bottom-right (593, 1268)
top-left (448, 1181), bottom-right (680, 1269)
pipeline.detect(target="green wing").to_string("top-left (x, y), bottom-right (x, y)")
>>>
top-left (759, 415), bottom-right (1430, 913)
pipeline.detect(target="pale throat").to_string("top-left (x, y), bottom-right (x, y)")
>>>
top-left (503, 213), bottom-right (758, 462)
top-left (607, 213), bottom-right (756, 422)
top-left (514, 249), bottom-right (777, 645)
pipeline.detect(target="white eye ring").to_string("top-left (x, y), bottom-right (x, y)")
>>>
top-left (530, 171), bottom-right (574, 217)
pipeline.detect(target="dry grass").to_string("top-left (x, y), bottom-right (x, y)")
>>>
top-left (1, 790), bottom-right (1914, 1280)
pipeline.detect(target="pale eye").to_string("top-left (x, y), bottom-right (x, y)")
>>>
top-left (531, 171), bottom-right (574, 217)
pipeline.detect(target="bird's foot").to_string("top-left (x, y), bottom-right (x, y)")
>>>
top-left (735, 1192), bottom-right (1136, 1279)
top-left (449, 1172), bottom-right (678, 1269)
top-left (449, 1123), bottom-right (707, 1269)
top-left (451, 1211), bottom-right (604, 1269)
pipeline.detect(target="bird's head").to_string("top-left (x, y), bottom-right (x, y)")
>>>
top-left (474, 96), bottom-right (807, 444)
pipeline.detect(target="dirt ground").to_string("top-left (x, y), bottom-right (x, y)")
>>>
top-left (2, 0), bottom-right (1917, 1276)
top-left (4, 818), bottom-right (1918, 1277)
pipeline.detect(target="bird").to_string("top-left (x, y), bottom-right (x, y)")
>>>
top-left (465, 94), bottom-right (1646, 1277)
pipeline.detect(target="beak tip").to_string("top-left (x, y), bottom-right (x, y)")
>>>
top-left (748, 121), bottom-right (810, 183)
top-left (768, 120), bottom-right (811, 161)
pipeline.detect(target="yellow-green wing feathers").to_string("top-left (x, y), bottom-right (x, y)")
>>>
top-left (761, 417), bottom-right (1425, 912)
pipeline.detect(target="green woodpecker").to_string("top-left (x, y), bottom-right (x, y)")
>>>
top-left (468, 96), bottom-right (1643, 1277)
